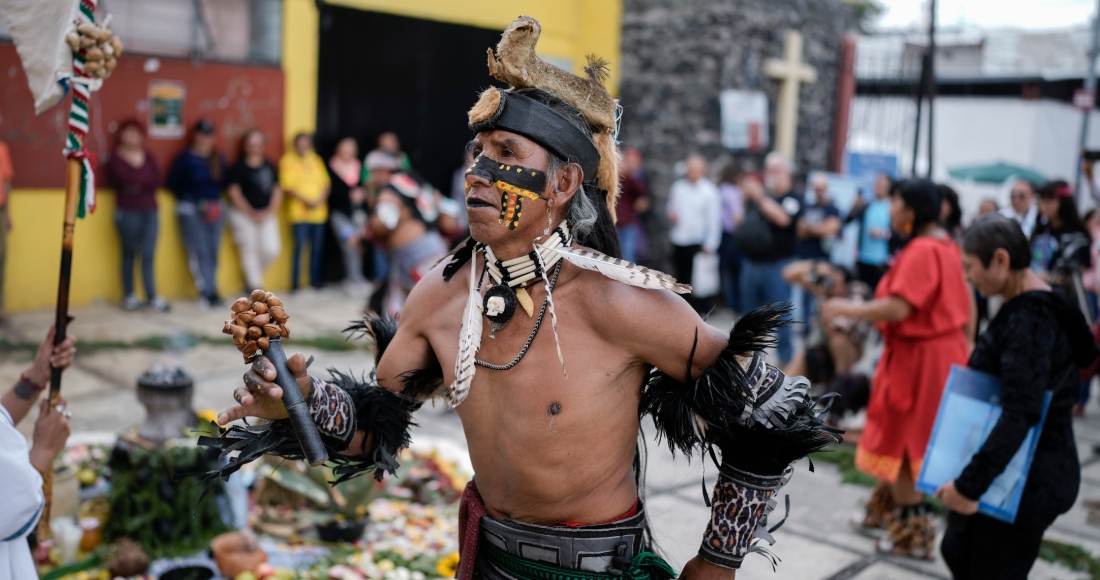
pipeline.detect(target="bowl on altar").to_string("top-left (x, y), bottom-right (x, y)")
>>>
top-left (210, 531), bottom-right (267, 578)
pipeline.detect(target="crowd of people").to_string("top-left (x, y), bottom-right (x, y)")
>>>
top-left (5, 106), bottom-right (1100, 577)
top-left (662, 147), bottom-right (1100, 578)
top-left (99, 119), bottom-right (464, 315)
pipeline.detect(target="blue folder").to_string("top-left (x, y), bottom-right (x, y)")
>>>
top-left (915, 364), bottom-right (1052, 523)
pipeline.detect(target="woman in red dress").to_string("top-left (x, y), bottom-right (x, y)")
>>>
top-left (822, 178), bottom-right (971, 558)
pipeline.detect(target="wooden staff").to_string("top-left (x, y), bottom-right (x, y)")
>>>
top-left (36, 155), bottom-right (82, 543)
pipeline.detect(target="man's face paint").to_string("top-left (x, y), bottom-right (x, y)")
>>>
top-left (466, 154), bottom-right (547, 229)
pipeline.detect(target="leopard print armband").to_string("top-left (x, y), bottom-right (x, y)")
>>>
top-left (698, 464), bottom-right (792, 569)
top-left (306, 376), bottom-right (357, 451)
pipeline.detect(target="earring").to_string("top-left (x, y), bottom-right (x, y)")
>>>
top-left (543, 198), bottom-right (554, 237)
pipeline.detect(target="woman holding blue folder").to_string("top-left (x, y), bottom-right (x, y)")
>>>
top-left (938, 215), bottom-right (1098, 579)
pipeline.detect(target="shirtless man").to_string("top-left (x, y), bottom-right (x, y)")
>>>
top-left (212, 19), bottom-right (830, 580)
top-left (363, 151), bottom-right (452, 316)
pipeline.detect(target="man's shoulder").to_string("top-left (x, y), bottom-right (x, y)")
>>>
top-left (401, 256), bottom-right (465, 321)
top-left (564, 254), bottom-right (684, 320)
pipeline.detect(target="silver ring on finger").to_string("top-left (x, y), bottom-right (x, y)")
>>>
top-left (62, 410), bottom-right (73, 418)
top-left (54, 404), bottom-right (66, 413)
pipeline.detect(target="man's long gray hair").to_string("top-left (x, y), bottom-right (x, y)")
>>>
top-left (546, 154), bottom-right (598, 239)
top-left (517, 88), bottom-right (621, 258)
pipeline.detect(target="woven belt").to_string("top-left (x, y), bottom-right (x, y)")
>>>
top-left (478, 507), bottom-right (649, 574)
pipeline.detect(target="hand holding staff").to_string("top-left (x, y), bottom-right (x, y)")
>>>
top-left (222, 290), bottom-right (328, 466)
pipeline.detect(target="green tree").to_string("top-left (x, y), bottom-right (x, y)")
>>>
top-left (844, 0), bottom-right (885, 34)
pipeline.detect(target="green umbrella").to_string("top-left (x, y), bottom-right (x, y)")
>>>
top-left (947, 161), bottom-right (1046, 184)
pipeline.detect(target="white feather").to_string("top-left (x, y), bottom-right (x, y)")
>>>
top-left (544, 245), bottom-right (691, 294)
top-left (449, 252), bottom-right (482, 407)
top-left (533, 244), bottom-right (567, 378)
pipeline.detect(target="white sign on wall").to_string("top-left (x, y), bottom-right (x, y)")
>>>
top-left (720, 89), bottom-right (769, 151)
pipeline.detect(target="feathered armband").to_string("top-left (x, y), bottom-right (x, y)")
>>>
top-left (640, 304), bottom-right (842, 569)
top-left (198, 317), bottom-right (445, 483)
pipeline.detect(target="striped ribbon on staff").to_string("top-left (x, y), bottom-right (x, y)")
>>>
top-left (66, 0), bottom-right (98, 219)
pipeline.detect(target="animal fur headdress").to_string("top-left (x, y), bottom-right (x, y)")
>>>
top-left (468, 16), bottom-right (621, 221)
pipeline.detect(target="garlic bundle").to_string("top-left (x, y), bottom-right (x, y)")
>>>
top-left (222, 289), bottom-right (291, 363)
top-left (64, 18), bottom-right (123, 80)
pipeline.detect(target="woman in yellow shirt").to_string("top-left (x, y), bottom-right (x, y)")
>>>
top-left (279, 133), bottom-right (330, 290)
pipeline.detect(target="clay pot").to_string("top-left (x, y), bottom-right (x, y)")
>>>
top-left (231, 298), bottom-right (251, 313)
top-left (251, 289), bottom-right (267, 303)
top-left (210, 532), bottom-right (266, 578)
top-left (263, 323), bottom-right (280, 338)
top-left (247, 326), bottom-right (263, 340)
top-left (252, 301), bottom-right (268, 314)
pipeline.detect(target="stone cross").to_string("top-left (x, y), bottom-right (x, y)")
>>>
top-left (764, 30), bottom-right (818, 161)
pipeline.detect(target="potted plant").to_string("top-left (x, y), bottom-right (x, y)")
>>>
top-left (263, 465), bottom-right (385, 543)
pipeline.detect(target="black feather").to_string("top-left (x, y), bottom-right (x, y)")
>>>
top-left (397, 366), bottom-right (446, 401)
top-left (327, 369), bottom-right (422, 481)
top-left (344, 316), bottom-right (398, 358)
top-left (725, 303), bottom-right (793, 359)
top-left (442, 237), bottom-right (477, 282)
top-left (716, 415), bottom-right (841, 476)
top-left (641, 368), bottom-right (700, 457)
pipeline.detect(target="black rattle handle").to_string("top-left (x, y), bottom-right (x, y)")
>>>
top-left (264, 338), bottom-right (329, 466)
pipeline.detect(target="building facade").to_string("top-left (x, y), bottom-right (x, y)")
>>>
top-left (0, 0), bottom-right (620, 312)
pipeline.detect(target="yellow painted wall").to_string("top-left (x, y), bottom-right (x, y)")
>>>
top-left (284, 0), bottom-right (320, 139)
top-left (2, 189), bottom-right (298, 311)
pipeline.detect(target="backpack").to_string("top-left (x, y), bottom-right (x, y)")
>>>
top-left (734, 200), bottom-right (774, 260)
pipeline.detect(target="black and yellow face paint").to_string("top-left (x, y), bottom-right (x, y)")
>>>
top-left (466, 154), bottom-right (547, 229)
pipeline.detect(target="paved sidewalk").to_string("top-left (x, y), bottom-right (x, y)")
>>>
top-left (1, 290), bottom-right (1096, 579)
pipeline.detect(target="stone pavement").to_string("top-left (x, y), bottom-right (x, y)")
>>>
top-left (1, 289), bottom-right (1097, 579)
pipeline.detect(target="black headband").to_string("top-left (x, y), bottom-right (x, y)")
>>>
top-left (469, 90), bottom-right (599, 182)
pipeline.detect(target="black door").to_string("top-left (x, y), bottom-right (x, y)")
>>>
top-left (316, 6), bottom-right (504, 191)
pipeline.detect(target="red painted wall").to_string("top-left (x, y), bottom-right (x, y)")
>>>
top-left (0, 41), bottom-right (284, 189)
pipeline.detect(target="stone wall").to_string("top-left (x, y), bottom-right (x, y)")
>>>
top-left (619, 0), bottom-right (853, 261)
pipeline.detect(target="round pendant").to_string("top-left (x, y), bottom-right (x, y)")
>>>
top-left (483, 284), bottom-right (518, 336)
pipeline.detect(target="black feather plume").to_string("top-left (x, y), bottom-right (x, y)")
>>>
top-left (344, 316), bottom-right (398, 359)
top-left (442, 237), bottom-right (477, 282)
top-left (725, 303), bottom-right (793, 359)
top-left (397, 366), bottom-right (445, 401)
top-left (640, 303), bottom-right (837, 471)
top-left (327, 369), bottom-right (421, 481)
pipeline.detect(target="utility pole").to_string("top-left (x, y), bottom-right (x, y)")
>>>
top-left (927, 0), bottom-right (936, 179)
top-left (911, 61), bottom-right (923, 177)
top-left (1076, 1), bottom-right (1100, 205)
top-left (911, 0), bottom-right (937, 178)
